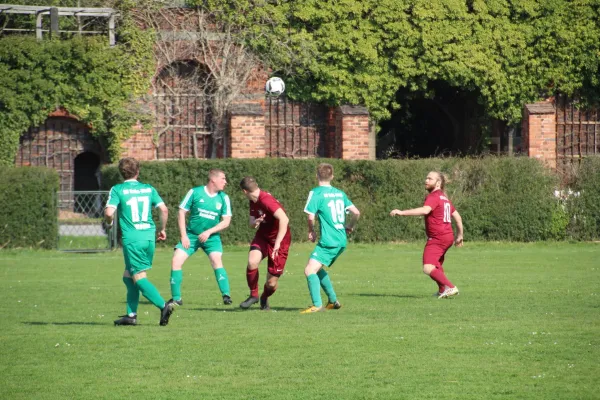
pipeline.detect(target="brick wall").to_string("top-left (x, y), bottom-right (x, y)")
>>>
top-left (338, 106), bottom-right (370, 160)
top-left (229, 104), bottom-right (265, 158)
top-left (522, 102), bottom-right (556, 169)
top-left (121, 123), bottom-right (156, 161)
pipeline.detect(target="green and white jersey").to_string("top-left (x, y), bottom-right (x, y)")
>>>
top-left (105, 180), bottom-right (165, 244)
top-left (179, 186), bottom-right (232, 236)
top-left (304, 185), bottom-right (354, 248)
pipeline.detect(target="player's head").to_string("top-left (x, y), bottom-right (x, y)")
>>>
top-left (208, 169), bottom-right (227, 191)
top-left (118, 157), bottom-right (139, 180)
top-left (317, 163), bottom-right (334, 182)
top-left (425, 171), bottom-right (445, 192)
top-left (239, 176), bottom-right (259, 198)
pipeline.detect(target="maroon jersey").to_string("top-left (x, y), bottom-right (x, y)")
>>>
top-left (424, 190), bottom-right (456, 239)
top-left (250, 191), bottom-right (291, 243)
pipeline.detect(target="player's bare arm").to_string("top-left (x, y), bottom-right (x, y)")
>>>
top-left (452, 210), bottom-right (464, 247)
top-left (104, 206), bottom-right (116, 225)
top-left (178, 208), bottom-right (190, 249)
top-left (307, 213), bottom-right (317, 242)
top-left (390, 206), bottom-right (432, 217)
top-left (157, 203), bottom-right (168, 241)
top-left (271, 208), bottom-right (289, 258)
top-left (198, 216), bottom-right (231, 243)
top-left (249, 215), bottom-right (265, 229)
top-left (344, 205), bottom-right (361, 233)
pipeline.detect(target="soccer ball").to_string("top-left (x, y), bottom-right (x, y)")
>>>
top-left (265, 77), bottom-right (285, 97)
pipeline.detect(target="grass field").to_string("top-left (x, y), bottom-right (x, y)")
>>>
top-left (0, 242), bottom-right (598, 400)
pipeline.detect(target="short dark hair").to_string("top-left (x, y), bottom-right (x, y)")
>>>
top-left (118, 158), bottom-right (139, 180)
top-left (239, 176), bottom-right (259, 191)
top-left (317, 163), bottom-right (334, 181)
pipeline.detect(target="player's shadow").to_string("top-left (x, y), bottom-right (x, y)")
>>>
top-left (23, 321), bottom-right (106, 326)
top-left (348, 293), bottom-right (421, 299)
top-left (190, 307), bottom-right (303, 312)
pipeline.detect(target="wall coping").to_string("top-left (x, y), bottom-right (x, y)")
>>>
top-left (230, 103), bottom-right (264, 116)
top-left (338, 105), bottom-right (369, 116)
top-left (524, 103), bottom-right (555, 115)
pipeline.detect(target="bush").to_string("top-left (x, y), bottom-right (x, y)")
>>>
top-left (0, 167), bottom-right (59, 249)
top-left (567, 157), bottom-right (600, 239)
top-left (102, 157), bottom-right (565, 245)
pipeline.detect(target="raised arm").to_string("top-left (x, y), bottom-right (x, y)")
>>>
top-left (390, 206), bottom-right (432, 217)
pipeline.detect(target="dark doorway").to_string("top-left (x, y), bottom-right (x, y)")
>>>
top-left (377, 82), bottom-right (489, 159)
top-left (74, 152), bottom-right (101, 216)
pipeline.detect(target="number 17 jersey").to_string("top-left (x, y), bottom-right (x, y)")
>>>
top-left (304, 185), bottom-right (354, 248)
top-left (105, 180), bottom-right (165, 244)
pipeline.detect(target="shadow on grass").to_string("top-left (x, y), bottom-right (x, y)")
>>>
top-left (189, 307), bottom-right (303, 312)
top-left (23, 321), bottom-right (106, 326)
top-left (348, 293), bottom-right (422, 299)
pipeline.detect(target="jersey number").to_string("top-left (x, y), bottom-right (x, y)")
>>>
top-left (443, 202), bottom-right (451, 223)
top-left (126, 196), bottom-right (150, 222)
top-left (327, 199), bottom-right (345, 224)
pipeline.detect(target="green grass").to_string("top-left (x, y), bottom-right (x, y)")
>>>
top-left (57, 235), bottom-right (113, 251)
top-left (0, 242), bottom-right (598, 400)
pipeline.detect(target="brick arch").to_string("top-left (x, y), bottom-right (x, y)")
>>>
top-left (152, 59), bottom-right (216, 159)
top-left (17, 116), bottom-right (107, 192)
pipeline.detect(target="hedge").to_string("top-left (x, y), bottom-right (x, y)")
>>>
top-left (567, 157), bottom-right (600, 239)
top-left (0, 167), bottom-right (59, 249)
top-left (101, 157), bottom-right (567, 245)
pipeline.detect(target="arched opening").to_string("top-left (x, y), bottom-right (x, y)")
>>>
top-left (74, 152), bottom-right (101, 216)
top-left (377, 82), bottom-right (489, 159)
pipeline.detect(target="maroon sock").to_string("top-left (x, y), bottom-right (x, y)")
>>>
top-left (260, 284), bottom-right (276, 302)
top-left (429, 267), bottom-right (454, 289)
top-left (246, 268), bottom-right (259, 298)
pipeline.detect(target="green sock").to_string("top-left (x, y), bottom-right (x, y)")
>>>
top-left (170, 269), bottom-right (183, 301)
top-left (214, 268), bottom-right (230, 296)
top-left (307, 274), bottom-right (322, 307)
top-left (122, 276), bottom-right (139, 316)
top-left (317, 269), bottom-right (337, 303)
top-left (135, 277), bottom-right (166, 309)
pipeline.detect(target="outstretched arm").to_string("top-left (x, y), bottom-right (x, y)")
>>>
top-left (389, 206), bottom-right (432, 217)
top-left (452, 210), bottom-right (464, 247)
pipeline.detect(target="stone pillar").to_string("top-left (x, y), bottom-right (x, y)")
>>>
top-left (229, 104), bottom-right (265, 158)
top-left (522, 102), bottom-right (556, 169)
top-left (338, 105), bottom-right (370, 160)
top-left (121, 123), bottom-right (156, 161)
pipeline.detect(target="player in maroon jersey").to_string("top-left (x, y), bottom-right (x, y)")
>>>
top-left (239, 176), bottom-right (292, 310)
top-left (390, 171), bottom-right (464, 298)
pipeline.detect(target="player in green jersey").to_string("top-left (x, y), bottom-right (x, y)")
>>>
top-left (301, 163), bottom-right (360, 313)
top-left (169, 169), bottom-right (233, 305)
top-left (104, 158), bottom-right (174, 326)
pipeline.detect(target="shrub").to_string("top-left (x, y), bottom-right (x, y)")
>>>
top-left (0, 167), bottom-right (59, 249)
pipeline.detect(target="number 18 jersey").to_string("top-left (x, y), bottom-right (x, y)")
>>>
top-left (105, 180), bottom-right (165, 244)
top-left (304, 185), bottom-right (354, 248)
top-left (424, 189), bottom-right (455, 239)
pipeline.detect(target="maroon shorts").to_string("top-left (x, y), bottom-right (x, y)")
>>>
top-left (250, 234), bottom-right (291, 277)
top-left (422, 234), bottom-right (454, 268)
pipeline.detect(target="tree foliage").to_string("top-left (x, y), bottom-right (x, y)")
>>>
top-left (197, 0), bottom-right (600, 122)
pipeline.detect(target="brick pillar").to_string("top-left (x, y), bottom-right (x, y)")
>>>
top-left (522, 102), bottom-right (556, 169)
top-left (338, 105), bottom-right (370, 160)
top-left (229, 104), bottom-right (265, 158)
top-left (121, 123), bottom-right (156, 161)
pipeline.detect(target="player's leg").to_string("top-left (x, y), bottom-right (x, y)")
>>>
top-left (260, 239), bottom-right (289, 310)
top-left (302, 257), bottom-right (325, 313)
top-left (423, 238), bottom-right (457, 298)
top-left (128, 240), bottom-right (174, 325)
top-left (114, 268), bottom-right (140, 326)
top-left (319, 247), bottom-right (345, 309)
top-left (207, 250), bottom-right (232, 304)
top-left (170, 249), bottom-right (189, 305)
top-left (170, 234), bottom-right (198, 305)
top-left (240, 237), bottom-right (266, 309)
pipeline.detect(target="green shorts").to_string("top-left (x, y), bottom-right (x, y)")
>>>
top-left (123, 240), bottom-right (155, 276)
top-left (309, 244), bottom-right (346, 267)
top-left (175, 232), bottom-right (223, 257)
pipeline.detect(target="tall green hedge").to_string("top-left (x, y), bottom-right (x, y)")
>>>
top-left (567, 157), bottom-right (600, 239)
top-left (101, 157), bottom-right (566, 245)
top-left (0, 167), bottom-right (59, 249)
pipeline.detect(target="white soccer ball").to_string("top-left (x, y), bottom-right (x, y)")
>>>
top-left (265, 77), bottom-right (285, 97)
